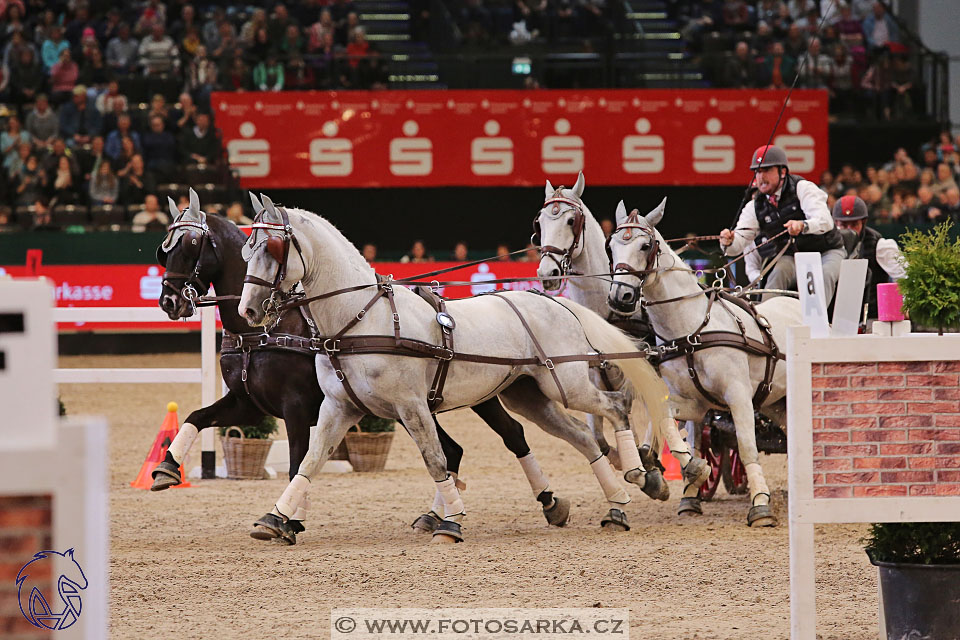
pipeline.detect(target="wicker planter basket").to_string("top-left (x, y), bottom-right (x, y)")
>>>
top-left (221, 427), bottom-right (274, 479)
top-left (344, 431), bottom-right (394, 472)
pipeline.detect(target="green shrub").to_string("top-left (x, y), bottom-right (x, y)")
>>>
top-left (898, 220), bottom-right (960, 334)
top-left (353, 415), bottom-right (396, 433)
top-left (219, 415), bottom-right (279, 439)
top-left (864, 522), bottom-right (960, 565)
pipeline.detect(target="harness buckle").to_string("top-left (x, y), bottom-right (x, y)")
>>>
top-left (427, 389), bottom-right (442, 402)
top-left (335, 369), bottom-right (345, 382)
top-left (310, 337), bottom-right (323, 351)
top-left (356, 309), bottom-right (366, 321)
top-left (688, 366), bottom-right (697, 379)
top-left (437, 347), bottom-right (454, 361)
top-left (275, 336), bottom-right (288, 348)
top-left (686, 334), bottom-right (702, 347)
top-left (241, 369), bottom-right (248, 382)
top-left (324, 339), bottom-right (341, 353)
top-left (392, 313), bottom-right (400, 325)
top-left (544, 358), bottom-right (555, 370)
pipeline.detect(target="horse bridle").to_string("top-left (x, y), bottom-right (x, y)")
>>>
top-left (532, 191), bottom-right (586, 277)
top-left (242, 205), bottom-right (308, 317)
top-left (156, 214), bottom-right (220, 312)
top-left (605, 211), bottom-right (662, 311)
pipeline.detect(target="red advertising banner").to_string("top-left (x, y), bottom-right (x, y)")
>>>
top-left (0, 262), bottom-right (544, 332)
top-left (213, 89), bottom-right (827, 189)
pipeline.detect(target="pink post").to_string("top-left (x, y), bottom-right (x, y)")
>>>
top-left (877, 282), bottom-right (905, 322)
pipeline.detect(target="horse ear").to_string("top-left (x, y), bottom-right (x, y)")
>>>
top-left (544, 179), bottom-right (554, 201)
top-left (249, 191), bottom-right (263, 215)
top-left (188, 187), bottom-right (200, 215)
top-left (645, 197), bottom-right (667, 227)
top-left (168, 196), bottom-right (179, 220)
top-left (572, 171), bottom-right (585, 198)
top-left (615, 200), bottom-right (628, 227)
top-left (260, 193), bottom-right (278, 222)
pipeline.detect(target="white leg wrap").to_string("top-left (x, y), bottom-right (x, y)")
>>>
top-left (517, 453), bottom-right (550, 497)
top-left (614, 429), bottom-right (642, 471)
top-left (167, 423), bottom-right (199, 464)
top-left (664, 419), bottom-right (692, 467)
top-left (291, 493), bottom-right (309, 521)
top-left (436, 475), bottom-right (465, 518)
top-left (746, 462), bottom-right (770, 506)
top-left (430, 489), bottom-right (445, 517)
top-left (590, 457), bottom-right (630, 505)
top-left (275, 474), bottom-right (310, 519)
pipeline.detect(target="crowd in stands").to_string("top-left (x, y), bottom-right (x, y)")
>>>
top-left (449, 0), bottom-right (618, 47)
top-left (819, 132), bottom-right (960, 227)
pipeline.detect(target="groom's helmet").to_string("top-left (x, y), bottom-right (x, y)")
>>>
top-left (749, 144), bottom-right (788, 170)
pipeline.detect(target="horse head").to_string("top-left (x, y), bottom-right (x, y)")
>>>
top-left (156, 187), bottom-right (223, 320)
top-left (534, 171), bottom-right (588, 291)
top-left (238, 193), bottom-right (307, 327)
top-left (607, 197), bottom-right (666, 315)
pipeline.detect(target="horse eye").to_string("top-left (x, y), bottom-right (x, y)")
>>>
top-left (567, 218), bottom-right (574, 226)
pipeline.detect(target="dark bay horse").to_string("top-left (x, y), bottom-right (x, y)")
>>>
top-left (150, 193), bottom-right (569, 545)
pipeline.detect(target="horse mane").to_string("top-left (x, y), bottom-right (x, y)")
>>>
top-left (285, 206), bottom-right (375, 278)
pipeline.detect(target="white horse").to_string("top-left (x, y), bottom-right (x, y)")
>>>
top-left (607, 198), bottom-right (802, 527)
top-left (237, 198), bottom-right (698, 540)
top-left (534, 173), bottom-right (704, 500)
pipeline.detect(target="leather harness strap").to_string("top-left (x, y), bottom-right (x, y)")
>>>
top-left (427, 296), bottom-right (454, 412)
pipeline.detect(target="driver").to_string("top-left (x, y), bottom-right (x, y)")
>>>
top-left (719, 144), bottom-right (846, 302)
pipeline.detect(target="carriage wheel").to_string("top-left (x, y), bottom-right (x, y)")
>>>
top-left (698, 423), bottom-right (722, 501)
top-left (721, 447), bottom-right (749, 495)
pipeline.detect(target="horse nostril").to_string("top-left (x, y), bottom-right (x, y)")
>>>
top-left (549, 269), bottom-right (559, 278)
top-left (621, 290), bottom-right (633, 302)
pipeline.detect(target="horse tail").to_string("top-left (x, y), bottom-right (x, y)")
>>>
top-left (554, 298), bottom-right (672, 455)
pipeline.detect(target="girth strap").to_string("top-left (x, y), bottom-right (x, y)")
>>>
top-left (487, 293), bottom-right (568, 409)
top-left (428, 297), bottom-right (454, 412)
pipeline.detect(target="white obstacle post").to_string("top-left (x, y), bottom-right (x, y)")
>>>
top-left (786, 324), bottom-right (960, 639)
top-left (200, 305), bottom-right (217, 478)
top-left (0, 280), bottom-right (108, 639)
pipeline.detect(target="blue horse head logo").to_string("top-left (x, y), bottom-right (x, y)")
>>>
top-left (16, 549), bottom-right (88, 630)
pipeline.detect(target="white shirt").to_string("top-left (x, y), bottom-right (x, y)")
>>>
top-left (723, 178), bottom-right (834, 256)
top-left (744, 241), bottom-right (763, 283)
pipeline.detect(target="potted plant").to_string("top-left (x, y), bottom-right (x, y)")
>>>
top-left (897, 220), bottom-right (960, 334)
top-left (864, 523), bottom-right (960, 638)
top-left (344, 416), bottom-right (395, 472)
top-left (219, 416), bottom-right (278, 479)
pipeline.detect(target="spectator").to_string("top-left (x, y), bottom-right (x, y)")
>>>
top-left (182, 27), bottom-right (203, 60)
top-left (268, 4), bottom-right (299, 43)
top-left (279, 24), bottom-right (305, 60)
top-left (13, 153), bottom-right (46, 206)
top-left (496, 243), bottom-right (511, 261)
top-left (178, 111), bottom-right (220, 165)
top-left (1, 115), bottom-right (30, 174)
top-left (211, 22), bottom-right (239, 63)
top-left (41, 137), bottom-right (74, 179)
top-left (135, 1), bottom-right (167, 37)
top-left (184, 47), bottom-right (217, 108)
top-left (721, 41), bottom-right (757, 88)
top-left (783, 24), bottom-right (806, 59)
top-left (95, 80), bottom-right (128, 116)
top-left (760, 41), bottom-right (795, 89)
top-left (9, 47), bottom-right (43, 107)
top-left (308, 10), bottom-right (335, 52)
top-left (173, 93), bottom-right (198, 131)
top-left (101, 8), bottom-right (124, 45)
top-left (452, 240), bottom-right (468, 261)
top-left (599, 218), bottom-right (614, 238)
top-left (248, 27), bottom-right (272, 64)
top-left (797, 37), bottom-right (833, 89)
top-left (105, 114), bottom-right (142, 161)
top-left (78, 48), bottom-right (110, 90)
top-left (285, 54), bottom-right (316, 90)
top-left (222, 56), bottom-right (251, 91)
top-left (828, 43), bottom-right (854, 114)
top-left (49, 155), bottom-right (81, 206)
top-left (78, 27), bottom-right (100, 67)
top-left (139, 23), bottom-right (180, 76)
top-left (202, 7), bottom-right (232, 52)
top-left (118, 153), bottom-right (155, 205)
top-left (225, 201), bottom-right (253, 225)
top-left (170, 4), bottom-right (199, 43)
top-left (30, 198), bottom-right (53, 230)
top-left (932, 163), bottom-right (958, 199)
top-left (145, 93), bottom-right (175, 132)
top-left (890, 54), bottom-right (913, 119)
top-left (751, 20), bottom-right (775, 55)
top-left (77, 135), bottom-right (105, 184)
top-left (861, 49), bottom-right (893, 120)
top-left (942, 188), bottom-right (960, 222)
top-left (400, 240), bottom-right (433, 263)
top-left (833, 3), bottom-right (865, 51)
top-left (88, 158), bottom-right (119, 205)
top-left (314, 32), bottom-right (341, 88)
top-left (518, 242), bottom-right (539, 262)
top-left (906, 186), bottom-right (942, 224)
top-left (862, 1), bottom-right (898, 51)
top-left (361, 242), bottom-right (377, 262)
top-left (7, 140), bottom-right (30, 179)
top-left (253, 54), bottom-right (285, 91)
top-left (65, 5), bottom-right (96, 48)
top-left (25, 94), bottom-right (59, 148)
top-left (3, 29), bottom-right (35, 70)
top-left (131, 193), bottom-right (170, 231)
top-left (59, 85), bottom-right (102, 148)
top-left (721, 0), bottom-right (751, 31)
top-left (240, 9), bottom-right (268, 47)
top-left (106, 23), bottom-right (140, 75)
top-left (40, 25), bottom-right (69, 72)
top-left (141, 115), bottom-right (178, 178)
top-left (49, 49), bottom-right (79, 105)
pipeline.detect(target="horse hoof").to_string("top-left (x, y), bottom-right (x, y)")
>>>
top-left (431, 520), bottom-right (463, 543)
top-left (411, 511), bottom-right (442, 534)
top-left (747, 504), bottom-right (778, 528)
top-left (149, 461), bottom-right (182, 491)
top-left (677, 497), bottom-right (703, 517)
top-left (543, 496), bottom-right (570, 527)
top-left (640, 469), bottom-right (670, 502)
top-left (682, 457), bottom-right (710, 488)
top-left (250, 513), bottom-right (284, 541)
top-left (600, 508), bottom-right (630, 531)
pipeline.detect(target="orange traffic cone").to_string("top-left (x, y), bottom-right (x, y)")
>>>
top-left (661, 445), bottom-right (683, 481)
top-left (131, 402), bottom-right (192, 490)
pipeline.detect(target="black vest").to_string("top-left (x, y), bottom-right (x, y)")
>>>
top-left (753, 174), bottom-right (844, 258)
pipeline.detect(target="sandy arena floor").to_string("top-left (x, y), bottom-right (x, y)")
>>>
top-left (58, 353), bottom-right (880, 640)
